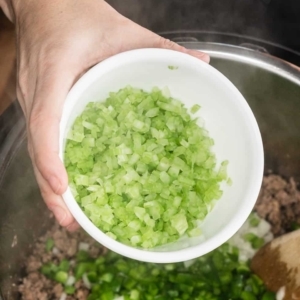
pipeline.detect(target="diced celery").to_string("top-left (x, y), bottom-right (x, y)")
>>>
top-left (65, 86), bottom-right (228, 248)
top-left (171, 214), bottom-right (188, 236)
top-left (190, 104), bottom-right (201, 114)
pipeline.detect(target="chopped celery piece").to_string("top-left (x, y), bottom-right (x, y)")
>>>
top-left (190, 104), bottom-right (201, 114)
top-left (168, 65), bottom-right (178, 70)
top-left (171, 214), bottom-right (188, 235)
top-left (65, 86), bottom-right (228, 248)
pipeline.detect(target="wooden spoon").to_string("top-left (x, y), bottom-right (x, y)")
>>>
top-left (251, 229), bottom-right (300, 300)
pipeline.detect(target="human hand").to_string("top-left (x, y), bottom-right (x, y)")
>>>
top-left (5, 0), bottom-right (209, 231)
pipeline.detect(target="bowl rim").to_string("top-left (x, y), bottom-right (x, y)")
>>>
top-left (59, 48), bottom-right (264, 263)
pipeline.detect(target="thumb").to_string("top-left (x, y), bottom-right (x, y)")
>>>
top-left (28, 65), bottom-right (78, 227)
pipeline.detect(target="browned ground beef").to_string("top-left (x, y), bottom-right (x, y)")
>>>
top-left (255, 175), bottom-right (300, 236)
top-left (17, 174), bottom-right (300, 300)
top-left (18, 224), bottom-right (105, 300)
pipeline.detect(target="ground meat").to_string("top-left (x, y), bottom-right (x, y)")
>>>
top-left (18, 272), bottom-right (52, 300)
top-left (18, 222), bottom-right (105, 300)
top-left (53, 283), bottom-right (64, 298)
top-left (25, 256), bottom-right (42, 273)
top-left (75, 287), bottom-right (89, 300)
top-left (18, 174), bottom-right (300, 300)
top-left (255, 175), bottom-right (300, 236)
top-left (52, 230), bottom-right (78, 258)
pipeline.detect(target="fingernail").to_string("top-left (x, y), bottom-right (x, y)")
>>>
top-left (51, 206), bottom-right (67, 225)
top-left (199, 53), bottom-right (210, 63)
top-left (48, 176), bottom-right (61, 194)
top-left (67, 222), bottom-right (79, 232)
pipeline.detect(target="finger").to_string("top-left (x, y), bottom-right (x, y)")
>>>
top-left (28, 65), bottom-right (75, 195)
top-left (31, 157), bottom-right (77, 227)
top-left (114, 20), bottom-right (210, 63)
top-left (66, 221), bottom-right (80, 232)
top-left (154, 37), bottom-right (210, 63)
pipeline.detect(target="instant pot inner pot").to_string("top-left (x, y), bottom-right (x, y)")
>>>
top-left (0, 44), bottom-right (300, 299)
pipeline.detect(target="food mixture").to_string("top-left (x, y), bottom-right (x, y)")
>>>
top-left (17, 174), bottom-right (300, 300)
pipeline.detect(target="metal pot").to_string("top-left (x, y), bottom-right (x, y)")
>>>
top-left (0, 40), bottom-right (299, 299)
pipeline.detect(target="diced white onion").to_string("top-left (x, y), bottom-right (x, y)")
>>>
top-left (70, 260), bottom-right (76, 266)
top-left (264, 232), bottom-right (274, 243)
top-left (82, 273), bottom-right (91, 289)
top-left (66, 275), bottom-right (75, 286)
top-left (248, 227), bottom-right (259, 236)
top-left (52, 247), bottom-right (60, 255)
top-left (257, 219), bottom-right (272, 237)
top-left (59, 293), bottom-right (67, 300)
top-left (79, 242), bottom-right (90, 252)
top-left (227, 213), bottom-right (273, 261)
top-left (276, 286), bottom-right (285, 300)
top-left (239, 253), bottom-right (249, 262)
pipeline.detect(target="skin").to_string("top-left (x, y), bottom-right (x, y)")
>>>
top-left (0, 0), bottom-right (210, 231)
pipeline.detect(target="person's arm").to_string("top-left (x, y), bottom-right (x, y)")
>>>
top-left (0, 0), bottom-right (209, 231)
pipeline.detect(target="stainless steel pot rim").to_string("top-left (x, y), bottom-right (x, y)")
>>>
top-left (160, 30), bottom-right (300, 57)
top-left (180, 41), bottom-right (300, 86)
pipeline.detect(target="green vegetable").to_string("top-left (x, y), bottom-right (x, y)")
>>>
top-left (190, 104), bottom-right (201, 114)
top-left (45, 238), bottom-right (54, 252)
top-left (65, 86), bottom-right (227, 248)
top-left (291, 221), bottom-right (300, 230)
top-left (40, 214), bottom-right (275, 299)
top-left (40, 263), bottom-right (58, 279)
top-left (249, 213), bottom-right (260, 227)
top-left (241, 291), bottom-right (257, 300)
top-left (58, 259), bottom-right (70, 272)
top-left (42, 238), bottom-right (274, 300)
top-left (168, 65), bottom-right (178, 70)
top-left (243, 233), bottom-right (265, 249)
top-left (262, 291), bottom-right (276, 300)
top-left (65, 286), bottom-right (76, 295)
top-left (54, 271), bottom-right (68, 284)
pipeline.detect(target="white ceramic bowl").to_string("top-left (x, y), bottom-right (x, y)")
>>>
top-left (59, 48), bottom-right (264, 263)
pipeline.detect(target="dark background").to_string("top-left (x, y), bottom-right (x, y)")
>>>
top-left (108, 0), bottom-right (300, 53)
